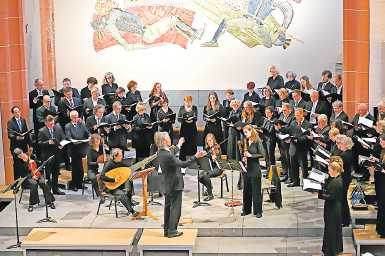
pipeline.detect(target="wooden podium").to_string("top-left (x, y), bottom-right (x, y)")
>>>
top-left (131, 167), bottom-right (158, 220)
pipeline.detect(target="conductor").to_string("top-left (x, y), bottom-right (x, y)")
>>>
top-left (155, 132), bottom-right (206, 238)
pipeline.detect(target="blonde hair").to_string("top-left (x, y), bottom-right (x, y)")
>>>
top-left (135, 102), bottom-right (145, 113)
top-left (329, 161), bottom-right (343, 174)
top-left (243, 125), bottom-right (260, 142)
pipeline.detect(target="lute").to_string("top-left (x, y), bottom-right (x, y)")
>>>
top-left (104, 153), bottom-right (157, 190)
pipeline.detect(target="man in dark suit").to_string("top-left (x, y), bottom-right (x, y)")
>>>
top-left (38, 115), bottom-right (66, 195)
top-left (55, 78), bottom-right (80, 106)
top-left (290, 90), bottom-right (309, 119)
top-left (286, 108), bottom-right (310, 187)
top-left (105, 101), bottom-right (131, 150)
top-left (65, 110), bottom-right (90, 191)
top-left (7, 106), bottom-right (33, 179)
top-left (83, 87), bottom-right (106, 119)
top-left (58, 87), bottom-right (83, 127)
top-left (317, 70), bottom-right (336, 93)
top-left (36, 95), bottom-right (58, 131)
top-left (332, 73), bottom-right (343, 98)
top-left (29, 78), bottom-right (50, 132)
top-left (156, 132), bottom-right (206, 238)
top-left (330, 100), bottom-right (349, 123)
top-left (80, 77), bottom-right (98, 101)
top-left (86, 104), bottom-right (107, 134)
top-left (275, 103), bottom-right (294, 182)
top-left (307, 90), bottom-right (331, 125)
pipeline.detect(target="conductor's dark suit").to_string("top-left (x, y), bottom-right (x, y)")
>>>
top-left (38, 124), bottom-right (66, 192)
top-left (157, 146), bottom-right (197, 235)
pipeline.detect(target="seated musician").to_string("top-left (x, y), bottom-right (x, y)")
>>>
top-left (14, 148), bottom-right (55, 212)
top-left (86, 133), bottom-right (105, 196)
top-left (101, 148), bottom-right (138, 216)
top-left (198, 133), bottom-right (224, 201)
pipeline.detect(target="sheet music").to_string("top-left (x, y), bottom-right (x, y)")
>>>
top-left (277, 133), bottom-right (290, 140)
top-left (358, 155), bottom-right (371, 164)
top-left (308, 168), bottom-right (328, 183)
top-left (59, 140), bottom-right (72, 147)
top-left (314, 155), bottom-right (329, 166)
top-left (317, 147), bottom-right (331, 159)
top-left (358, 116), bottom-right (374, 128)
top-left (357, 136), bottom-right (370, 148)
top-left (303, 179), bottom-right (322, 191)
top-left (311, 131), bottom-right (321, 138)
top-left (363, 137), bottom-right (376, 143)
top-left (70, 138), bottom-right (90, 143)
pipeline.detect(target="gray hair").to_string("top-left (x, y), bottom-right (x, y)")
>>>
top-left (286, 71), bottom-right (297, 79)
top-left (111, 148), bottom-right (122, 160)
top-left (336, 134), bottom-right (354, 150)
top-left (69, 110), bottom-right (78, 118)
top-left (332, 100), bottom-right (343, 108)
top-left (318, 114), bottom-right (328, 122)
top-left (155, 132), bottom-right (169, 149)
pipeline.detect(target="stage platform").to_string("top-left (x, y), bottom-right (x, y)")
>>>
top-left (0, 169), bottom-right (358, 255)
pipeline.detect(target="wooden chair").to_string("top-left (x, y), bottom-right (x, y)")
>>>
top-left (81, 156), bottom-right (95, 199)
top-left (95, 174), bottom-right (119, 218)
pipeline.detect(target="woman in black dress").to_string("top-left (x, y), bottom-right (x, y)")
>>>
top-left (101, 72), bottom-right (118, 95)
top-left (86, 134), bottom-right (105, 196)
top-left (149, 82), bottom-right (167, 123)
top-left (334, 135), bottom-right (354, 227)
top-left (126, 80), bottom-right (142, 120)
top-left (177, 96), bottom-right (197, 160)
top-left (203, 91), bottom-right (224, 150)
top-left (132, 102), bottom-right (152, 161)
top-left (226, 99), bottom-right (242, 160)
top-left (157, 98), bottom-right (175, 142)
top-left (241, 125), bottom-right (265, 218)
top-left (318, 161), bottom-right (343, 256)
top-left (260, 86), bottom-right (276, 109)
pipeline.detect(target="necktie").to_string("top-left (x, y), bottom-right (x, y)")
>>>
top-left (16, 119), bottom-right (22, 132)
top-left (49, 128), bottom-right (54, 139)
top-left (96, 118), bottom-right (100, 125)
top-left (70, 99), bottom-right (74, 107)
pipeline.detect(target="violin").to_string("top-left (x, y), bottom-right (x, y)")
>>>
top-left (28, 159), bottom-right (41, 179)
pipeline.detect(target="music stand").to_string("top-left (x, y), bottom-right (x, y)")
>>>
top-left (217, 160), bottom-right (243, 209)
top-left (193, 157), bottom-right (212, 208)
top-left (6, 177), bottom-right (27, 249)
top-left (37, 155), bottom-right (57, 223)
top-left (130, 167), bottom-right (158, 220)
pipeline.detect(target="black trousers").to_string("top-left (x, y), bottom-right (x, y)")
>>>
top-left (70, 153), bottom-right (84, 188)
top-left (199, 168), bottom-right (223, 195)
top-left (341, 178), bottom-right (351, 226)
top-left (289, 150), bottom-right (308, 184)
top-left (28, 177), bottom-right (55, 206)
top-left (242, 175), bottom-right (262, 215)
top-left (164, 190), bottom-right (182, 233)
top-left (263, 138), bottom-right (276, 167)
top-left (110, 181), bottom-right (133, 212)
top-left (88, 169), bottom-right (101, 196)
top-left (278, 142), bottom-right (290, 176)
top-left (46, 159), bottom-right (60, 192)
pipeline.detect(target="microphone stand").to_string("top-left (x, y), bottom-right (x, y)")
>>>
top-left (6, 177), bottom-right (27, 249)
top-left (37, 156), bottom-right (57, 223)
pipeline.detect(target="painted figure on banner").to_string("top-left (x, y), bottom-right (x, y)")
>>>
top-left (198, 0), bottom-right (302, 49)
top-left (91, 0), bottom-right (205, 51)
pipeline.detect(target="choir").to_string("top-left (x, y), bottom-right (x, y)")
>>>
top-left (7, 68), bottom-right (385, 245)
